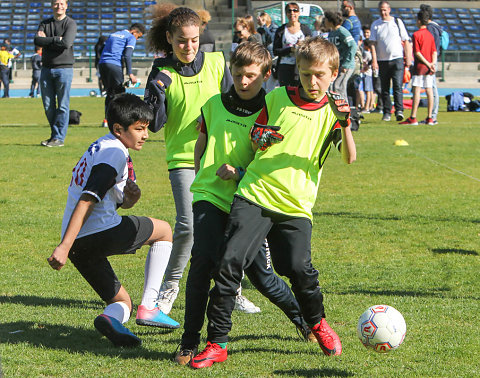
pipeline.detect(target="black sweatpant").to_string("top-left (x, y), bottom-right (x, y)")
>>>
top-left (206, 196), bottom-right (325, 344)
top-left (99, 62), bottom-right (125, 116)
top-left (182, 200), bottom-right (305, 347)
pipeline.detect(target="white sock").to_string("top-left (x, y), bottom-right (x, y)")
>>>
top-left (103, 302), bottom-right (130, 324)
top-left (140, 241), bottom-right (172, 310)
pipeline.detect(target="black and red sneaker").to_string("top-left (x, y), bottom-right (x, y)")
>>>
top-left (190, 341), bottom-right (227, 369)
top-left (311, 318), bottom-right (342, 356)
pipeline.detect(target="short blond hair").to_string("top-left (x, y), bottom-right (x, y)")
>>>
top-left (296, 36), bottom-right (339, 73)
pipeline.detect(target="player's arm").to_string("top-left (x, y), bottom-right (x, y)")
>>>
top-left (414, 51), bottom-right (435, 72)
top-left (47, 193), bottom-right (97, 271)
top-left (144, 68), bottom-right (172, 132)
top-left (194, 117), bottom-right (207, 174)
top-left (340, 126), bottom-right (356, 164)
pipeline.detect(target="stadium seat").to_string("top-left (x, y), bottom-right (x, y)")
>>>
top-left (464, 25), bottom-right (477, 31)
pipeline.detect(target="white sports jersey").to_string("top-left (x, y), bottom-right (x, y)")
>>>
top-left (61, 133), bottom-right (133, 239)
top-left (370, 17), bottom-right (409, 61)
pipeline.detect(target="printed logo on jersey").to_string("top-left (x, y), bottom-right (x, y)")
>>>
top-left (88, 141), bottom-right (100, 155)
top-left (225, 118), bottom-right (248, 128)
top-left (70, 157), bottom-right (87, 187)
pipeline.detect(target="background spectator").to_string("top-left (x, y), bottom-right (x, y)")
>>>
top-left (0, 44), bottom-right (15, 98)
top-left (273, 2), bottom-right (312, 87)
top-left (99, 23), bottom-right (145, 119)
top-left (341, 0), bottom-right (362, 44)
top-left (370, 0), bottom-right (412, 122)
top-left (244, 14), bottom-right (263, 44)
top-left (197, 9), bottom-right (216, 52)
top-left (30, 46), bottom-right (42, 98)
top-left (3, 38), bottom-right (21, 84)
top-left (420, 3), bottom-right (442, 124)
top-left (257, 12), bottom-right (277, 56)
top-left (94, 35), bottom-right (108, 96)
top-left (324, 10), bottom-right (357, 100)
top-left (34, 0), bottom-right (77, 148)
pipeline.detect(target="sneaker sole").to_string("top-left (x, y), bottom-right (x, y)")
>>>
top-left (136, 318), bottom-right (180, 329)
top-left (94, 316), bottom-right (141, 347)
top-left (191, 355), bottom-right (228, 369)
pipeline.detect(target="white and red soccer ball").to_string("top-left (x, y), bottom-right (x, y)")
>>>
top-left (357, 305), bottom-right (406, 353)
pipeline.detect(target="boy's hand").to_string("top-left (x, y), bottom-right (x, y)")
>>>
top-left (47, 245), bottom-right (69, 270)
top-left (250, 123), bottom-right (284, 151)
top-left (122, 178), bottom-right (141, 208)
top-left (216, 164), bottom-right (239, 181)
top-left (327, 91), bottom-right (351, 128)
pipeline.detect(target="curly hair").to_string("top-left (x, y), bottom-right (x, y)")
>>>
top-left (147, 4), bottom-right (201, 54)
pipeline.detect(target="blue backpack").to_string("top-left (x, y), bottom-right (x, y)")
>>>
top-left (440, 30), bottom-right (449, 51)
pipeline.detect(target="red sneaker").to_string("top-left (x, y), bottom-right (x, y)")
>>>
top-left (190, 341), bottom-right (227, 369)
top-left (311, 318), bottom-right (342, 356)
top-left (399, 117), bottom-right (418, 125)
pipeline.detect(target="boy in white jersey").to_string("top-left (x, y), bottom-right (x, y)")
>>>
top-left (47, 93), bottom-right (179, 348)
top-left (192, 37), bottom-right (356, 369)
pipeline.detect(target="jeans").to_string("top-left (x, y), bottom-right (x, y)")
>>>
top-left (333, 68), bottom-right (354, 100)
top-left (40, 67), bottom-right (74, 142)
top-left (30, 70), bottom-right (41, 97)
top-left (163, 168), bottom-right (195, 286)
top-left (378, 58), bottom-right (404, 115)
top-left (0, 67), bottom-right (10, 97)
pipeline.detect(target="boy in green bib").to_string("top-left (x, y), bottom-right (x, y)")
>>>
top-left (192, 37), bottom-right (356, 369)
top-left (176, 41), bottom-right (316, 366)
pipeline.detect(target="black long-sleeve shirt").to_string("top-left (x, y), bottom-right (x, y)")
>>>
top-left (34, 16), bottom-right (77, 68)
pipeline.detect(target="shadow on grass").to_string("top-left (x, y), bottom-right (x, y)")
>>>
top-left (274, 368), bottom-right (353, 377)
top-left (314, 210), bottom-right (480, 224)
top-left (231, 333), bottom-right (308, 344)
top-left (431, 248), bottom-right (478, 256)
top-left (0, 295), bottom-right (103, 309)
top-left (0, 321), bottom-right (172, 361)
top-left (334, 287), bottom-right (451, 298)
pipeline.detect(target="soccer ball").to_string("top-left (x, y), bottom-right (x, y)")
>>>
top-left (357, 305), bottom-right (406, 353)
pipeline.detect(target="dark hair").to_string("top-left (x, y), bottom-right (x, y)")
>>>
top-left (343, 0), bottom-right (355, 9)
top-left (106, 93), bottom-right (154, 132)
top-left (419, 4), bottom-right (433, 20)
top-left (231, 41), bottom-right (272, 75)
top-left (362, 24), bottom-right (370, 32)
top-left (285, 2), bottom-right (299, 13)
top-left (324, 10), bottom-right (343, 27)
top-left (130, 23), bottom-right (146, 35)
top-left (363, 39), bottom-right (372, 48)
top-left (417, 9), bottom-right (429, 26)
top-left (378, 1), bottom-right (390, 8)
top-left (147, 4), bottom-right (201, 54)
top-left (35, 45), bottom-right (42, 51)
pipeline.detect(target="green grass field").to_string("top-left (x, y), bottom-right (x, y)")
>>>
top-left (0, 97), bottom-right (479, 377)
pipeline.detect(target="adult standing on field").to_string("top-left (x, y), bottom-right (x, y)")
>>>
top-left (273, 2), bottom-right (312, 87)
top-left (99, 23), bottom-right (146, 119)
top-left (370, 0), bottom-right (412, 122)
top-left (34, 0), bottom-right (77, 148)
top-left (341, 0), bottom-right (362, 45)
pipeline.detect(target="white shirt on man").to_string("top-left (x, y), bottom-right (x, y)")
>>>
top-left (370, 17), bottom-right (409, 61)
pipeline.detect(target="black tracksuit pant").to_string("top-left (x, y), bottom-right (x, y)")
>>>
top-left (206, 196), bottom-right (325, 344)
top-left (181, 200), bottom-right (306, 347)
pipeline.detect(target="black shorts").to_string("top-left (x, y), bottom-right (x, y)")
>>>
top-left (68, 215), bottom-right (153, 302)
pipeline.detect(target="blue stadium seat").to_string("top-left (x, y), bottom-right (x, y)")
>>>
top-left (459, 44), bottom-right (474, 51)
top-left (464, 25), bottom-right (476, 31)
top-left (72, 14), bottom-right (85, 19)
top-left (470, 9), bottom-right (480, 14)
top-left (145, 1), bottom-right (156, 5)
top-left (460, 19), bottom-right (473, 24)
top-left (117, 14), bottom-right (129, 19)
top-left (102, 14), bottom-right (114, 19)
top-left (86, 19), bottom-right (99, 25)
top-left (30, 2), bottom-right (42, 8)
top-left (131, 7), bottom-right (143, 12)
top-left (449, 25), bottom-right (464, 31)
top-left (117, 19), bottom-right (129, 25)
top-left (471, 38), bottom-right (480, 44)
top-left (27, 25), bottom-right (38, 31)
top-left (12, 25), bottom-right (24, 30)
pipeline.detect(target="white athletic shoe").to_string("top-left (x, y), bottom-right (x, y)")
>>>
top-left (234, 294), bottom-right (261, 314)
top-left (155, 285), bottom-right (179, 315)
